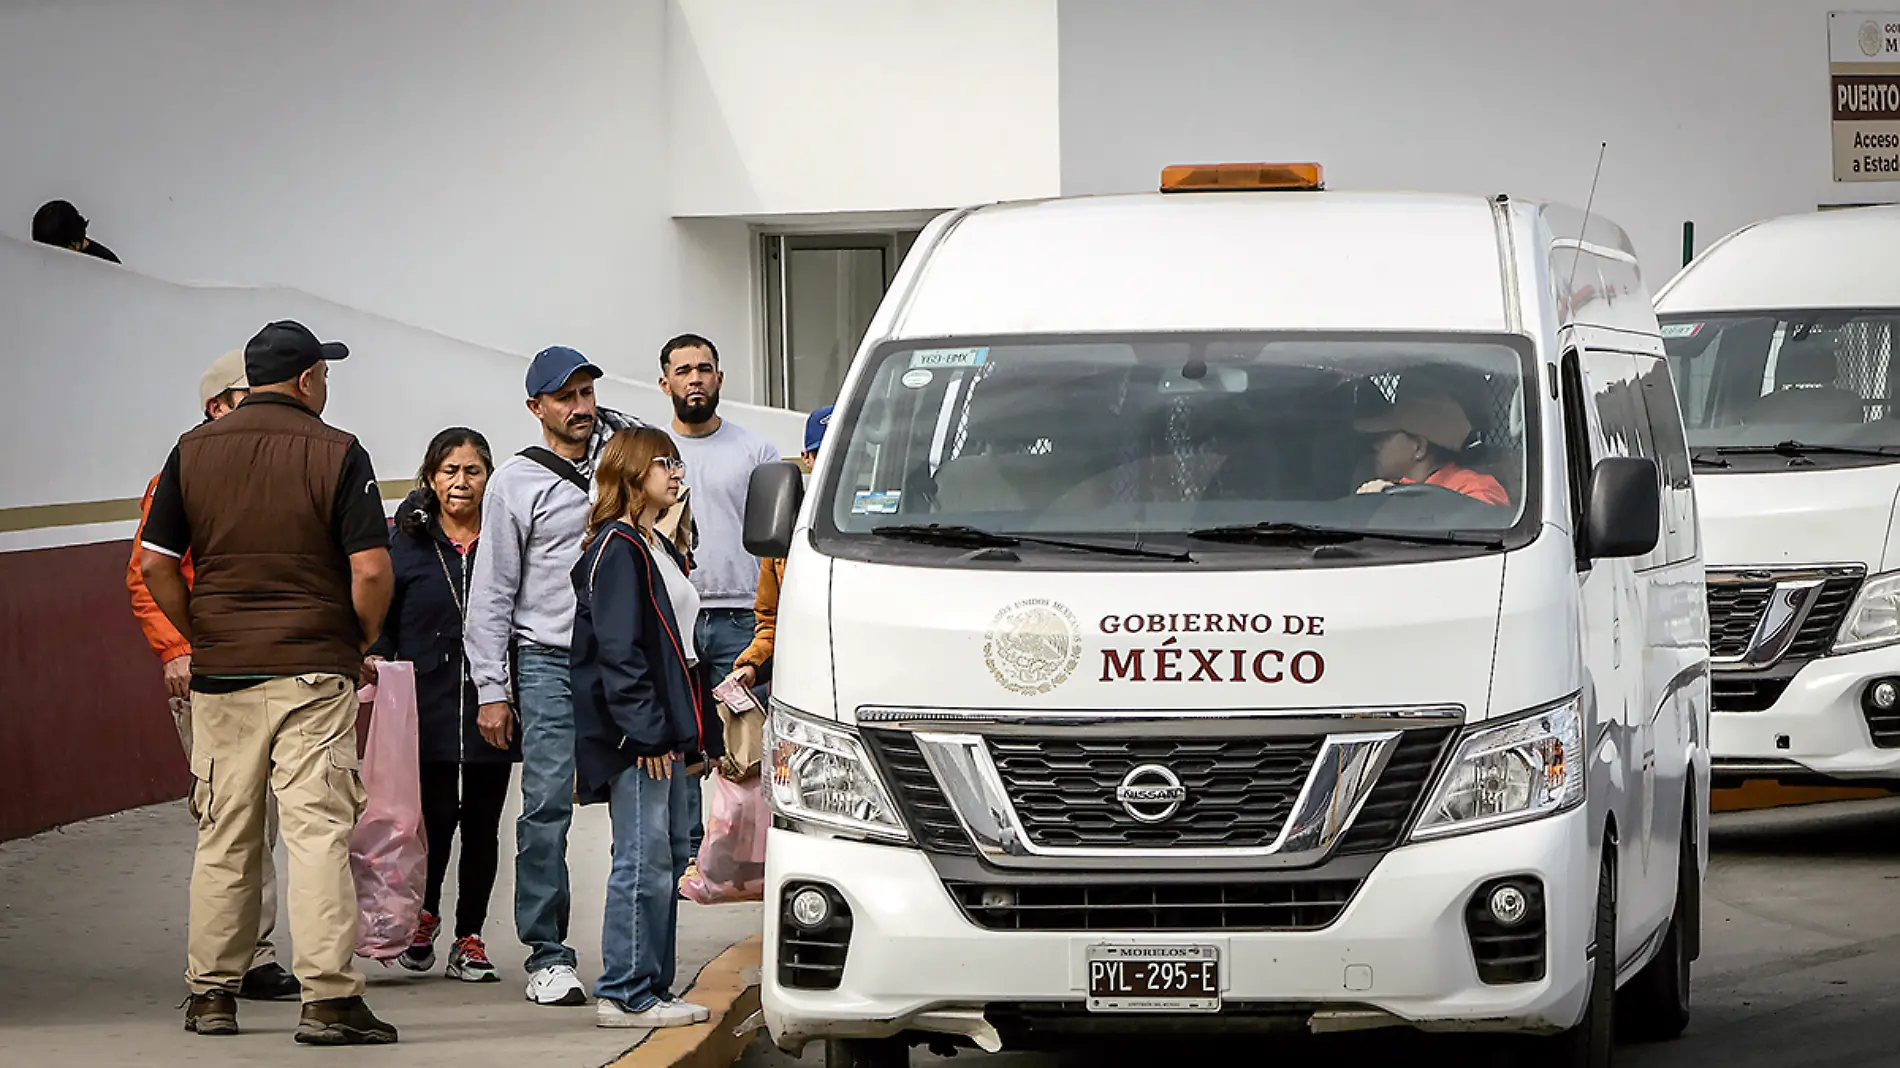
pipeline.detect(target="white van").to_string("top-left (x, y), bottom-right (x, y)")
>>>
top-left (1653, 206), bottom-right (1900, 789)
top-left (743, 165), bottom-right (1709, 1067)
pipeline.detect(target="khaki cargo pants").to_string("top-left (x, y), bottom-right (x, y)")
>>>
top-left (172, 697), bottom-right (280, 972)
top-left (185, 674), bottom-right (367, 1003)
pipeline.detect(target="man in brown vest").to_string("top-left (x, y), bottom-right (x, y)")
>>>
top-left (140, 320), bottom-right (398, 1045)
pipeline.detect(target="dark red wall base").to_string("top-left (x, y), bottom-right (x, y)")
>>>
top-left (1, 539), bottom-right (186, 842)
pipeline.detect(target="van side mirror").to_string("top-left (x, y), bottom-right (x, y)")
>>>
top-left (743, 461), bottom-right (805, 559)
top-left (1585, 457), bottom-right (1660, 559)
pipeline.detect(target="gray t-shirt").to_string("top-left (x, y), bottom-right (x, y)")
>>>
top-left (669, 419), bottom-right (781, 611)
top-left (462, 452), bottom-right (592, 703)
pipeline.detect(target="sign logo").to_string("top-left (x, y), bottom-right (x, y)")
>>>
top-left (1116, 764), bottom-right (1187, 823)
top-left (983, 598), bottom-right (1081, 695)
top-left (1862, 19), bottom-right (1885, 58)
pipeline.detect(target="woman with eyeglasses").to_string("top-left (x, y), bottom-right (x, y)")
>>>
top-left (568, 427), bottom-right (724, 1029)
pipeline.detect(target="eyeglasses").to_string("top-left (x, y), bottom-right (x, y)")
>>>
top-left (652, 457), bottom-right (686, 475)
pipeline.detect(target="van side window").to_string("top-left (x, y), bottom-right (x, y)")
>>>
top-left (1636, 355), bottom-right (1698, 566)
top-left (1582, 348), bottom-right (1675, 571)
top-left (1558, 348), bottom-right (1594, 546)
top-left (1639, 361), bottom-right (1693, 492)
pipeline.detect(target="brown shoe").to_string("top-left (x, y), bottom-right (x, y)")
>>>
top-left (294, 997), bottom-right (398, 1046)
top-left (183, 991), bottom-right (238, 1036)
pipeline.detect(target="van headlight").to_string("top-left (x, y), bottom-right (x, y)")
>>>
top-left (766, 701), bottom-right (908, 842)
top-left (1410, 696), bottom-right (1584, 841)
top-left (1834, 571), bottom-right (1900, 654)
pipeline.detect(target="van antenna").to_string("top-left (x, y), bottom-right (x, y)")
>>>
top-left (1566, 141), bottom-right (1609, 296)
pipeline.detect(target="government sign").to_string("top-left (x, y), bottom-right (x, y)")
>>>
top-left (1830, 11), bottom-right (1900, 180)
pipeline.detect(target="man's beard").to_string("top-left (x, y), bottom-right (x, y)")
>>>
top-left (673, 391), bottom-right (719, 425)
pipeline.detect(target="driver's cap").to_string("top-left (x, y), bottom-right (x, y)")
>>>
top-left (1354, 392), bottom-right (1472, 452)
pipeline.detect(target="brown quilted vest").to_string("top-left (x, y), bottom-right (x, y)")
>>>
top-left (174, 393), bottom-right (365, 677)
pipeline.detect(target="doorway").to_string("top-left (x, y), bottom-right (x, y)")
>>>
top-left (762, 231), bottom-right (920, 411)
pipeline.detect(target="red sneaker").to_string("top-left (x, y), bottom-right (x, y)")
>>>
top-left (398, 912), bottom-right (439, 973)
top-left (447, 934), bottom-right (499, 983)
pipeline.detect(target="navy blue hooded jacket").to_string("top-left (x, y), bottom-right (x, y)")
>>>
top-left (370, 491), bottom-right (522, 765)
top-left (570, 519), bottom-right (723, 804)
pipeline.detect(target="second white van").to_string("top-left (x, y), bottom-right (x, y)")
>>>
top-left (1655, 206), bottom-right (1900, 789)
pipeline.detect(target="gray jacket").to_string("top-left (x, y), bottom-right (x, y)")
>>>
top-left (463, 452), bottom-right (593, 705)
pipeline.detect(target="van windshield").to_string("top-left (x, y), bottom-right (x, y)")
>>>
top-left (1661, 310), bottom-right (1900, 466)
top-left (814, 333), bottom-right (1536, 557)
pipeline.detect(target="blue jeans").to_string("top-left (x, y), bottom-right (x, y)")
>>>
top-left (692, 609), bottom-right (757, 854)
top-left (597, 757), bottom-right (696, 1007)
top-left (515, 642), bottom-right (578, 972)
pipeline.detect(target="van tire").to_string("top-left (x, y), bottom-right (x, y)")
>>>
top-left (824, 1038), bottom-right (908, 1068)
top-left (1617, 812), bottom-right (1695, 1041)
top-left (1526, 846), bottom-right (1616, 1068)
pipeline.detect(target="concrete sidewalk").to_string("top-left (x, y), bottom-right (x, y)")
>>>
top-left (0, 788), bottom-right (762, 1067)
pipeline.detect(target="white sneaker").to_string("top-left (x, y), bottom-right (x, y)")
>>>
top-left (666, 997), bottom-right (711, 1023)
top-left (596, 997), bottom-right (699, 1029)
top-left (525, 964), bottom-right (589, 1006)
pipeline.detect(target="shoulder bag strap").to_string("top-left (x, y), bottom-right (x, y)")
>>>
top-left (517, 446), bottom-right (590, 496)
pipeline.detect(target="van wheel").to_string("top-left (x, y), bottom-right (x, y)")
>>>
top-left (1525, 847), bottom-right (1616, 1068)
top-left (824, 1037), bottom-right (909, 1068)
top-left (1617, 813), bottom-right (1695, 1041)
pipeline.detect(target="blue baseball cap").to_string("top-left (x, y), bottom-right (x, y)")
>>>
top-left (804, 405), bottom-right (834, 453)
top-left (525, 346), bottom-right (602, 397)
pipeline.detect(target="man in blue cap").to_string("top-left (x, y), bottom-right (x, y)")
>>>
top-left (463, 346), bottom-right (622, 1008)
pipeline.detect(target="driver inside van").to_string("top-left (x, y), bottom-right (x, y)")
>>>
top-left (1352, 390), bottom-right (1510, 506)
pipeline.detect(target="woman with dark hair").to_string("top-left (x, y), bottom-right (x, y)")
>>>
top-left (367, 427), bottom-right (521, 982)
top-left (570, 426), bottom-right (723, 1029)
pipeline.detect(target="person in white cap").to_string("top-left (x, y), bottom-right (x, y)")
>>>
top-left (126, 350), bottom-right (299, 1002)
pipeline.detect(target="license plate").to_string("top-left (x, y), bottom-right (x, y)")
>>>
top-left (1085, 944), bottom-right (1221, 1012)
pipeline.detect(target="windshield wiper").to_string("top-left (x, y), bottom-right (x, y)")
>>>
top-left (1187, 521), bottom-right (1504, 550)
top-left (870, 523), bottom-right (1194, 562)
top-left (1690, 451), bottom-right (1731, 469)
top-left (1712, 440), bottom-right (1900, 459)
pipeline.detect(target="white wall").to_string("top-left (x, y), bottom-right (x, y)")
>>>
top-left (1058, 0), bottom-right (1900, 291)
top-left (668, 0), bottom-right (1062, 217)
top-left (0, 236), bottom-right (806, 523)
top-left (0, 0), bottom-right (754, 383)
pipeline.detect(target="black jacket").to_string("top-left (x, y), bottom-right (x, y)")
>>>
top-left (369, 492), bottom-right (521, 765)
top-left (570, 519), bottom-right (723, 804)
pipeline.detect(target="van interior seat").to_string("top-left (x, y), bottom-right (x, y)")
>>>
top-left (934, 452), bottom-right (1111, 515)
top-left (1746, 338), bottom-right (1866, 425)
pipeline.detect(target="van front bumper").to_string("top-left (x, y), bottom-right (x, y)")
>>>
top-left (1711, 644), bottom-right (1900, 784)
top-left (761, 808), bottom-right (1593, 1053)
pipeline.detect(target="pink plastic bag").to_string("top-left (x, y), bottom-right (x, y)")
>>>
top-left (680, 772), bottom-right (769, 904)
top-left (350, 661), bottom-right (427, 960)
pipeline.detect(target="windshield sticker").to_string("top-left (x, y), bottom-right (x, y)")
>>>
top-left (1660, 322), bottom-right (1704, 338)
top-left (852, 490), bottom-right (902, 514)
top-left (908, 347), bottom-right (989, 370)
top-left (901, 368), bottom-right (934, 389)
top-left (1096, 612), bottom-right (1328, 685)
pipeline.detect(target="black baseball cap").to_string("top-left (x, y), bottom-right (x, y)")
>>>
top-left (244, 320), bottom-right (349, 387)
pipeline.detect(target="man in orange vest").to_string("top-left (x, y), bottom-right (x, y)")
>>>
top-left (127, 349), bottom-right (299, 1002)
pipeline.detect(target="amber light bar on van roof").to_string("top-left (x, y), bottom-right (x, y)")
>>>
top-left (1159, 162), bottom-right (1325, 193)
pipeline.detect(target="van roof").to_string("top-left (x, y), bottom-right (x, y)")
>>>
top-left (1654, 205), bottom-right (1900, 313)
top-left (887, 190), bottom-right (1636, 340)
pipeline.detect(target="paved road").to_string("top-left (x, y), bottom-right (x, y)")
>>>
top-left (741, 798), bottom-right (1900, 1068)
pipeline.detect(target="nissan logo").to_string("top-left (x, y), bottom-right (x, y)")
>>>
top-left (1115, 764), bottom-right (1187, 823)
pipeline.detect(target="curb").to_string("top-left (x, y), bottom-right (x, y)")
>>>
top-left (1712, 780), bottom-right (1892, 813)
top-left (609, 935), bottom-right (764, 1068)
